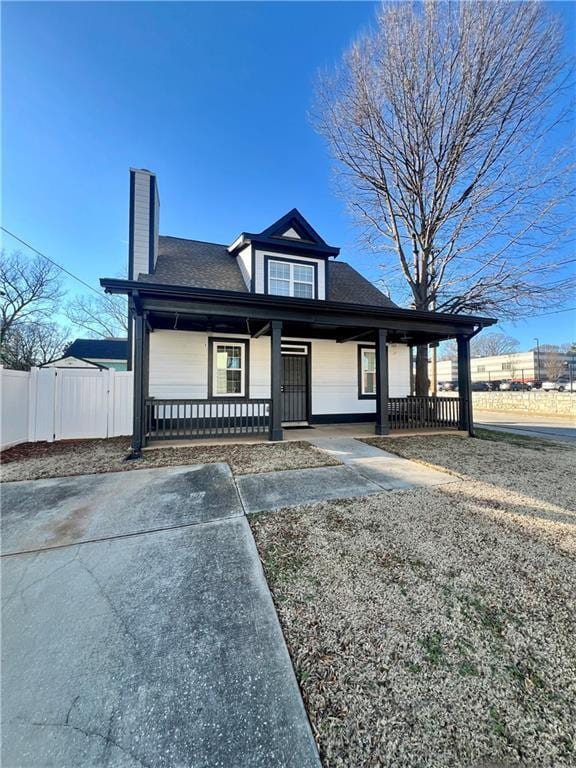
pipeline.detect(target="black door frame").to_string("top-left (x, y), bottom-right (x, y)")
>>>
top-left (281, 341), bottom-right (312, 424)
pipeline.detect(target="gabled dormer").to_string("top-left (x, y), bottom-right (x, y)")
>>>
top-left (228, 209), bottom-right (339, 300)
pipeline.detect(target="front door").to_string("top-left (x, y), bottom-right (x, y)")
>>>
top-left (281, 353), bottom-right (308, 423)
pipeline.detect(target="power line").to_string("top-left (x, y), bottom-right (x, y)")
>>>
top-left (1, 226), bottom-right (102, 296)
top-left (531, 306), bottom-right (576, 318)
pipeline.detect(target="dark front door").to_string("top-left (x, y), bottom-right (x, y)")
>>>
top-left (281, 354), bottom-right (308, 423)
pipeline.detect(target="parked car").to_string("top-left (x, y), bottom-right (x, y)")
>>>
top-left (471, 381), bottom-right (491, 391)
top-left (438, 381), bottom-right (458, 392)
top-left (486, 380), bottom-right (503, 391)
top-left (499, 380), bottom-right (531, 391)
top-left (541, 377), bottom-right (575, 392)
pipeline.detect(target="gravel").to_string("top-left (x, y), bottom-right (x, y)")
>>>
top-left (250, 435), bottom-right (576, 767)
top-left (0, 438), bottom-right (339, 482)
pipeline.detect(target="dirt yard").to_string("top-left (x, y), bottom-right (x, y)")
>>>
top-left (250, 433), bottom-right (576, 767)
top-left (0, 438), bottom-right (338, 482)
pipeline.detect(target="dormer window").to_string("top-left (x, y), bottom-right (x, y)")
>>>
top-left (268, 259), bottom-right (315, 299)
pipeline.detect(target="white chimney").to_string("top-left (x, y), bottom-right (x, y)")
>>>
top-left (128, 168), bottom-right (159, 279)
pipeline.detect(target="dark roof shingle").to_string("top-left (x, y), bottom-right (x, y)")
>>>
top-left (138, 235), bottom-right (396, 308)
top-left (138, 237), bottom-right (249, 292)
top-left (65, 338), bottom-right (128, 361)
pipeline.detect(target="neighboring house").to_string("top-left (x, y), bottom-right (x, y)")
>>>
top-left (101, 169), bottom-right (496, 454)
top-left (45, 339), bottom-right (129, 370)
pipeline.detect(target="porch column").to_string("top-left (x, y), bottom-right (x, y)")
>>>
top-left (375, 329), bottom-right (390, 435)
top-left (457, 334), bottom-right (473, 435)
top-left (131, 312), bottom-right (146, 457)
top-left (270, 320), bottom-right (283, 441)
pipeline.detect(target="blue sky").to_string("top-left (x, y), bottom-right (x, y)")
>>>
top-left (2, 1), bottom-right (574, 348)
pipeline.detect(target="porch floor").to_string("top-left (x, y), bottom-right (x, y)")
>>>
top-left (144, 423), bottom-right (467, 450)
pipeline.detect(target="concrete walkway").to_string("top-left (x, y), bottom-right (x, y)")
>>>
top-left (237, 437), bottom-right (455, 513)
top-left (2, 467), bottom-right (321, 767)
top-left (307, 437), bottom-right (455, 489)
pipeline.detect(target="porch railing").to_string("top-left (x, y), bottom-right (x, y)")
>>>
top-left (388, 396), bottom-right (461, 431)
top-left (145, 398), bottom-right (271, 441)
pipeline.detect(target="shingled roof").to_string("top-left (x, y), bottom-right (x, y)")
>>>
top-left (138, 236), bottom-right (397, 308)
top-left (64, 338), bottom-right (128, 361)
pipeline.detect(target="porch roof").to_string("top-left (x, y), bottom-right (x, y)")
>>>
top-left (101, 278), bottom-right (497, 344)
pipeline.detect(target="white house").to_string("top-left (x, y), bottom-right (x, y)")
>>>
top-left (101, 169), bottom-right (496, 454)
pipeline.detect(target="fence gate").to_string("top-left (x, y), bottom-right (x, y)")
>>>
top-left (54, 368), bottom-right (110, 440)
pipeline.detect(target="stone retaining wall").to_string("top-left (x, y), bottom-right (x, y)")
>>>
top-left (472, 391), bottom-right (576, 416)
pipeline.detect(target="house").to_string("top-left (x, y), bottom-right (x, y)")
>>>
top-left (45, 339), bottom-right (128, 370)
top-left (101, 169), bottom-right (496, 455)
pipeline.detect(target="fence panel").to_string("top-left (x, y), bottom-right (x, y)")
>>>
top-left (0, 369), bottom-right (30, 450)
top-left (0, 366), bottom-right (134, 449)
top-left (110, 372), bottom-right (133, 437)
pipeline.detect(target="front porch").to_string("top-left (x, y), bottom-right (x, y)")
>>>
top-left (143, 396), bottom-right (464, 444)
top-left (104, 281), bottom-right (490, 455)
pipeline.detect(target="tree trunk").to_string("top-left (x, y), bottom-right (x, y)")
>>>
top-left (415, 345), bottom-right (429, 396)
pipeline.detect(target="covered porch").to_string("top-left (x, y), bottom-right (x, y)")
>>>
top-left (101, 281), bottom-right (493, 455)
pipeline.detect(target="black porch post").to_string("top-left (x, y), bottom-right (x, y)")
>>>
top-left (375, 328), bottom-right (390, 435)
top-left (270, 320), bottom-right (283, 441)
top-left (457, 334), bottom-right (473, 435)
top-left (131, 313), bottom-right (146, 456)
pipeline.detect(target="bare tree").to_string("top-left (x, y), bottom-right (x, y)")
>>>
top-left (472, 332), bottom-right (520, 358)
top-left (440, 331), bottom-right (519, 360)
top-left (66, 292), bottom-right (128, 339)
top-left (314, 1), bottom-right (574, 393)
top-left (0, 250), bottom-right (64, 349)
top-left (2, 321), bottom-right (70, 370)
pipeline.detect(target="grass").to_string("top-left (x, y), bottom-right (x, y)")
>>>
top-left (250, 435), bottom-right (576, 767)
top-left (0, 438), bottom-right (340, 482)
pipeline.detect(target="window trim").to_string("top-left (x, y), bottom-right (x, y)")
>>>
top-left (208, 337), bottom-right (250, 399)
top-left (358, 344), bottom-right (377, 400)
top-left (263, 255), bottom-right (318, 300)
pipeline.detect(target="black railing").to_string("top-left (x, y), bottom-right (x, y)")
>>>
top-left (388, 396), bottom-right (461, 431)
top-left (145, 398), bottom-right (271, 441)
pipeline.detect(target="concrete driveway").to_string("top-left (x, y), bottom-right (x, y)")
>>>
top-left (1, 465), bottom-right (320, 767)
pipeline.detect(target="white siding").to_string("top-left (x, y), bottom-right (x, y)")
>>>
top-left (388, 344), bottom-right (411, 397)
top-left (132, 171), bottom-right (151, 278)
top-left (237, 244), bottom-right (252, 289)
top-left (254, 249), bottom-right (326, 299)
top-left (148, 332), bottom-right (410, 416)
top-left (149, 331), bottom-right (208, 398)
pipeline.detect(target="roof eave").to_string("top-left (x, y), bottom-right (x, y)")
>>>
top-left (100, 277), bottom-right (497, 328)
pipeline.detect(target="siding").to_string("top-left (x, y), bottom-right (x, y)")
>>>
top-left (132, 171), bottom-right (151, 278)
top-left (254, 249), bottom-right (326, 299)
top-left (149, 331), bottom-right (208, 398)
top-left (237, 245), bottom-right (252, 289)
top-left (148, 331), bottom-right (410, 414)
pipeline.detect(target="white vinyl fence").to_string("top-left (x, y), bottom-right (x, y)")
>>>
top-left (1, 366), bottom-right (133, 450)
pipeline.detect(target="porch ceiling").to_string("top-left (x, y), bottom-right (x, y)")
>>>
top-left (145, 310), bottom-right (461, 345)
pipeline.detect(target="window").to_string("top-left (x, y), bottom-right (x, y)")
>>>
top-left (210, 341), bottom-right (247, 397)
top-left (268, 259), bottom-right (315, 299)
top-left (477, 365), bottom-right (485, 373)
top-left (359, 345), bottom-right (376, 398)
top-left (502, 362), bottom-right (512, 371)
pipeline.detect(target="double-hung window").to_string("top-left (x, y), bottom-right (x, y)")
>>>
top-left (359, 346), bottom-right (376, 398)
top-left (211, 341), bottom-right (246, 397)
top-left (268, 260), bottom-right (315, 299)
